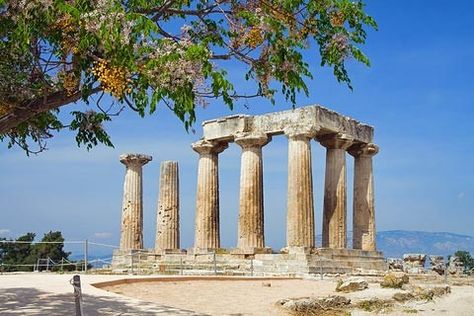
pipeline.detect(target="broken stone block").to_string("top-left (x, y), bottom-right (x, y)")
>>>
top-left (380, 272), bottom-right (409, 288)
top-left (403, 253), bottom-right (427, 274)
top-left (387, 258), bottom-right (404, 271)
top-left (447, 256), bottom-right (464, 275)
top-left (429, 255), bottom-right (445, 275)
top-left (336, 277), bottom-right (368, 292)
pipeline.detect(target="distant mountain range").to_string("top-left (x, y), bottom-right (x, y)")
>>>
top-left (67, 230), bottom-right (474, 262)
top-left (376, 230), bottom-right (474, 258)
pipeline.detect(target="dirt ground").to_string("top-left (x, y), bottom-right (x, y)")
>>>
top-left (0, 273), bottom-right (473, 315)
top-left (100, 276), bottom-right (474, 316)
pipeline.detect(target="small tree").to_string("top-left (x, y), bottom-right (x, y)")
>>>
top-left (28, 231), bottom-right (71, 266)
top-left (454, 250), bottom-right (474, 274)
top-left (0, 232), bottom-right (36, 272)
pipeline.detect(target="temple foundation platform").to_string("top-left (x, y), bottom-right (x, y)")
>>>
top-left (112, 248), bottom-right (387, 276)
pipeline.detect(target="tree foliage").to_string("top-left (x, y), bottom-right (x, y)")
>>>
top-left (0, 0), bottom-right (377, 154)
top-left (0, 231), bottom-right (71, 271)
top-left (454, 250), bottom-right (474, 273)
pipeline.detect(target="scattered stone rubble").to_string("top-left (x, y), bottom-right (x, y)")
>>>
top-left (396, 285), bottom-right (451, 301)
top-left (403, 254), bottom-right (426, 274)
top-left (278, 295), bottom-right (351, 313)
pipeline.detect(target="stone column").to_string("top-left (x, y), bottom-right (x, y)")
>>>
top-left (119, 153), bottom-right (152, 251)
top-left (192, 140), bottom-right (228, 250)
top-left (235, 133), bottom-right (270, 253)
top-left (349, 143), bottom-right (379, 251)
top-left (286, 129), bottom-right (317, 248)
top-left (319, 133), bottom-right (353, 249)
top-left (155, 161), bottom-right (180, 251)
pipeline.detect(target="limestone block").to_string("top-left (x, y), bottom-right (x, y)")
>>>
top-left (403, 253), bottom-right (427, 274)
top-left (380, 272), bottom-right (409, 288)
top-left (429, 255), bottom-right (445, 275)
top-left (447, 256), bottom-right (464, 275)
top-left (387, 258), bottom-right (404, 271)
top-left (202, 105), bottom-right (374, 143)
top-left (336, 277), bottom-right (369, 292)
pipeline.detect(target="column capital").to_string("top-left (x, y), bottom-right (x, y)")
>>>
top-left (234, 133), bottom-right (270, 149)
top-left (317, 133), bottom-right (353, 150)
top-left (192, 140), bottom-right (228, 155)
top-left (119, 153), bottom-right (152, 167)
top-left (284, 126), bottom-right (318, 140)
top-left (348, 143), bottom-right (379, 158)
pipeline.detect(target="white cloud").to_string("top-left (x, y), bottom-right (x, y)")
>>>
top-left (458, 192), bottom-right (465, 199)
top-left (93, 232), bottom-right (113, 239)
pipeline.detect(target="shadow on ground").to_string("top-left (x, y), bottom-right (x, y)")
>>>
top-left (0, 288), bottom-right (205, 315)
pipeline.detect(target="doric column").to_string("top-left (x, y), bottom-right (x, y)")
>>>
top-left (119, 153), bottom-right (152, 251)
top-left (318, 133), bottom-right (353, 249)
top-left (349, 143), bottom-right (379, 251)
top-left (285, 128), bottom-right (317, 248)
top-left (192, 140), bottom-right (228, 250)
top-left (155, 161), bottom-right (180, 251)
top-left (235, 133), bottom-right (270, 253)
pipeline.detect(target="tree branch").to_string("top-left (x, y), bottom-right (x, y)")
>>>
top-left (0, 88), bottom-right (101, 135)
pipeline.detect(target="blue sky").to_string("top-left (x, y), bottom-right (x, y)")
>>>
top-left (1, 1), bottom-right (473, 256)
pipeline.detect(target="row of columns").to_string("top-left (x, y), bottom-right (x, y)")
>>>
top-left (119, 154), bottom-right (181, 252)
top-left (192, 132), bottom-right (378, 253)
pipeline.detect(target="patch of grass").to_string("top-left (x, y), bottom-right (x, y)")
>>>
top-left (403, 308), bottom-right (418, 314)
top-left (356, 299), bottom-right (393, 313)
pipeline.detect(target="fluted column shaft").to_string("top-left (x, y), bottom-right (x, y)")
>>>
top-left (236, 134), bottom-right (269, 251)
top-left (349, 143), bottom-right (379, 251)
top-left (119, 154), bottom-right (152, 251)
top-left (319, 134), bottom-right (352, 249)
top-left (193, 140), bottom-right (228, 249)
top-left (286, 131), bottom-right (316, 248)
top-left (155, 161), bottom-right (180, 251)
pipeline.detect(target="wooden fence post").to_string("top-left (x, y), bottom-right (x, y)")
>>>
top-left (71, 275), bottom-right (84, 316)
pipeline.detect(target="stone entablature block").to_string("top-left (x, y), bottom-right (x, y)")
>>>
top-left (201, 105), bottom-right (373, 143)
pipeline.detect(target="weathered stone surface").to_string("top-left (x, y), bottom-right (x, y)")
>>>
top-left (393, 285), bottom-right (451, 302)
top-left (319, 133), bottom-right (352, 248)
top-left (119, 153), bottom-right (152, 251)
top-left (380, 272), bottom-right (409, 288)
top-left (393, 292), bottom-right (414, 302)
top-left (447, 256), bottom-right (464, 275)
top-left (155, 161), bottom-right (180, 251)
top-left (202, 105), bottom-right (373, 143)
top-left (286, 128), bottom-right (317, 248)
top-left (192, 140), bottom-right (228, 250)
top-left (407, 285), bottom-right (451, 300)
top-left (429, 255), bottom-right (445, 275)
top-left (387, 258), bottom-right (404, 271)
top-left (235, 133), bottom-right (270, 252)
top-left (349, 143), bottom-right (378, 251)
top-left (403, 253), bottom-right (427, 274)
top-left (336, 277), bottom-right (368, 292)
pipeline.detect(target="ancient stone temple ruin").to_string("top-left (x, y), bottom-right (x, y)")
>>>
top-left (112, 105), bottom-right (387, 275)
